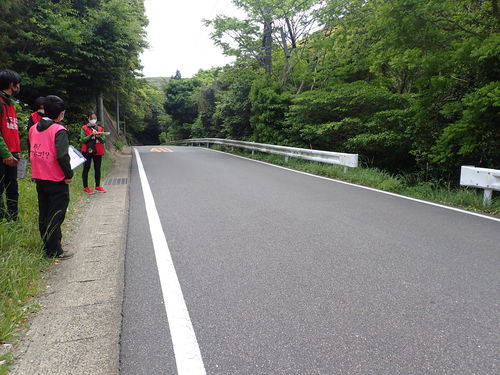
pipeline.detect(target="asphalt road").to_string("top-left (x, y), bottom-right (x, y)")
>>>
top-left (120, 145), bottom-right (499, 375)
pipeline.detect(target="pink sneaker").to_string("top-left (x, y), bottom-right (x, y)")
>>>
top-left (95, 186), bottom-right (106, 193)
top-left (83, 187), bottom-right (96, 194)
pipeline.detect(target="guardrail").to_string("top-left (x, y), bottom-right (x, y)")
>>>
top-left (460, 166), bottom-right (500, 205)
top-left (171, 138), bottom-right (358, 171)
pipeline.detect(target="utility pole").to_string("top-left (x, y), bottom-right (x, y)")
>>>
top-left (116, 91), bottom-right (120, 135)
top-left (97, 93), bottom-right (104, 126)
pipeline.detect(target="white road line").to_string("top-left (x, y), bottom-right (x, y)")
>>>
top-left (203, 147), bottom-right (500, 223)
top-left (134, 148), bottom-right (206, 375)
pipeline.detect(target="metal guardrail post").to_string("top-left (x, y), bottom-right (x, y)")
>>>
top-left (460, 166), bottom-right (500, 206)
top-left (484, 189), bottom-right (493, 206)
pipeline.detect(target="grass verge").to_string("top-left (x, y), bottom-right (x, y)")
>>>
top-left (0, 154), bottom-right (113, 373)
top-left (210, 145), bottom-right (500, 216)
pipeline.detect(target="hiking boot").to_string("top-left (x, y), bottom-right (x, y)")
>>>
top-left (83, 187), bottom-right (96, 194)
top-left (95, 186), bottom-right (106, 193)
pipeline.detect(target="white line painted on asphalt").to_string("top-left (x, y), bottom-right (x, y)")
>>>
top-left (134, 148), bottom-right (206, 375)
top-left (203, 147), bottom-right (500, 224)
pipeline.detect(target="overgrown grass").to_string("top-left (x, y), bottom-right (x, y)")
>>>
top-left (0, 353), bottom-right (13, 374)
top-left (211, 145), bottom-right (500, 216)
top-left (0, 154), bottom-right (113, 368)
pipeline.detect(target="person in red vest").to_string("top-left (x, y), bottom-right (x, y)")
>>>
top-left (27, 96), bottom-right (45, 131)
top-left (26, 96), bottom-right (45, 150)
top-left (0, 69), bottom-right (21, 221)
top-left (80, 111), bottom-right (106, 194)
top-left (29, 95), bottom-right (74, 259)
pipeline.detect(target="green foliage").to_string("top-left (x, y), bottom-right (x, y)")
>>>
top-left (0, 0), bottom-right (153, 142)
top-left (432, 82), bottom-right (500, 170)
top-left (113, 140), bottom-right (125, 151)
top-left (163, 77), bottom-right (201, 135)
top-left (0, 353), bottom-right (13, 374)
top-left (285, 82), bottom-right (414, 170)
top-left (249, 77), bottom-right (292, 144)
top-left (186, 0), bottom-right (499, 184)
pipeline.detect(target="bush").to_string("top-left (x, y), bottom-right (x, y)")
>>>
top-left (113, 140), bottom-right (125, 151)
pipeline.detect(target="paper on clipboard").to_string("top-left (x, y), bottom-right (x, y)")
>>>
top-left (68, 145), bottom-right (86, 169)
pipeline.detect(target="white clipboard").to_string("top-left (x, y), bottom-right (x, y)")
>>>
top-left (17, 158), bottom-right (28, 178)
top-left (68, 145), bottom-right (86, 169)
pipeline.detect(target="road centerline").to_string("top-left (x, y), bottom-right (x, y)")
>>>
top-left (134, 147), bottom-right (206, 375)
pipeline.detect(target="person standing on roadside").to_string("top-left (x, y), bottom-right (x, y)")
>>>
top-left (0, 69), bottom-right (21, 221)
top-left (81, 111), bottom-right (106, 194)
top-left (29, 95), bottom-right (73, 259)
top-left (27, 96), bottom-right (45, 131)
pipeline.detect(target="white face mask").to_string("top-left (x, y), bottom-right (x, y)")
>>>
top-left (89, 119), bottom-right (97, 125)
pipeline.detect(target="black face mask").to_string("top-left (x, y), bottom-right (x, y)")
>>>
top-left (13, 87), bottom-right (20, 96)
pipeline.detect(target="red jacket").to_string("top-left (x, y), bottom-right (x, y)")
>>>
top-left (0, 96), bottom-right (20, 153)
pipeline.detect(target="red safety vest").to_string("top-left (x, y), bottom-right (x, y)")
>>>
top-left (29, 123), bottom-right (66, 182)
top-left (30, 112), bottom-right (43, 126)
top-left (81, 125), bottom-right (105, 155)
top-left (0, 96), bottom-right (20, 153)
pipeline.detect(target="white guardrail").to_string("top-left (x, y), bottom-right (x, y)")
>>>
top-left (173, 138), bottom-right (358, 171)
top-left (460, 166), bottom-right (500, 205)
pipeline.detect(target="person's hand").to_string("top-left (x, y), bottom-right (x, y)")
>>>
top-left (64, 178), bottom-right (72, 184)
top-left (95, 133), bottom-right (101, 138)
top-left (3, 156), bottom-right (18, 167)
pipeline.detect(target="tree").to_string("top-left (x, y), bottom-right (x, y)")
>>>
top-left (1, 0), bottom-right (148, 127)
top-left (206, 0), bottom-right (322, 80)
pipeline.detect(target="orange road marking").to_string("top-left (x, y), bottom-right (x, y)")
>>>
top-left (150, 147), bottom-right (173, 152)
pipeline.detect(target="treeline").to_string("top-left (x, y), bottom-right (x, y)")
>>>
top-left (161, 0), bottom-right (499, 181)
top-left (0, 0), bottom-right (165, 144)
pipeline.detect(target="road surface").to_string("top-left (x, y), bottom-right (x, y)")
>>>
top-left (121, 145), bottom-right (499, 375)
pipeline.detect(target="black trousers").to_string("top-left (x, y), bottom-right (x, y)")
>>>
top-left (0, 161), bottom-right (18, 221)
top-left (82, 153), bottom-right (102, 188)
top-left (36, 180), bottom-right (69, 257)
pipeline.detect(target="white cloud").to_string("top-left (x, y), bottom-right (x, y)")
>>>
top-left (140, 0), bottom-right (245, 78)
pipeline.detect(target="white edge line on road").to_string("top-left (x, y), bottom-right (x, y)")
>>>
top-left (201, 147), bottom-right (500, 224)
top-left (134, 148), bottom-right (206, 375)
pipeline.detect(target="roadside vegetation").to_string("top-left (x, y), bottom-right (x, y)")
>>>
top-left (210, 145), bottom-right (500, 216)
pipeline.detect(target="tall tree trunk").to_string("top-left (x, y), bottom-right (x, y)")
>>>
top-left (285, 17), bottom-right (297, 49)
top-left (263, 18), bottom-right (273, 74)
top-left (280, 26), bottom-right (291, 84)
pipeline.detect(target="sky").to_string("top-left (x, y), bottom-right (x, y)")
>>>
top-left (140, 0), bottom-right (245, 78)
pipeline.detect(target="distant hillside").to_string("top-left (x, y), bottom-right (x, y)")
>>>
top-left (144, 77), bottom-right (170, 90)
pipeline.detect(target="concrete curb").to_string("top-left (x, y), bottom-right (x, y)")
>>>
top-left (11, 148), bottom-right (132, 375)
